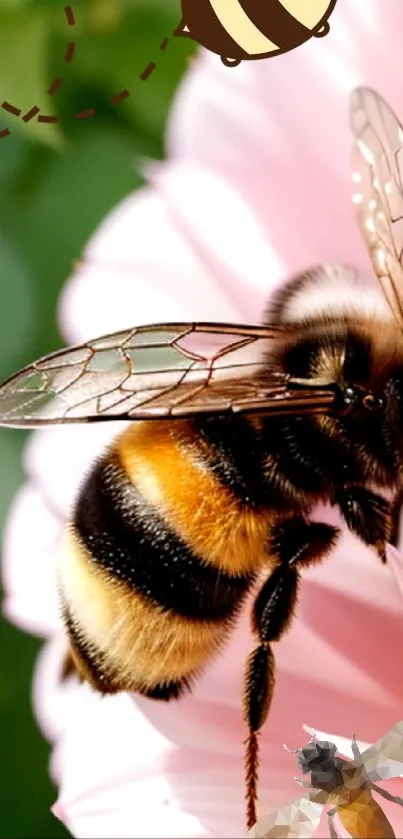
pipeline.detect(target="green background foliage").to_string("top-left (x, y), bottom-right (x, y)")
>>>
top-left (0, 1), bottom-right (194, 835)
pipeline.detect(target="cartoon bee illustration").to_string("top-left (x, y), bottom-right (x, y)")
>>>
top-left (0, 86), bottom-right (403, 830)
top-left (175, 0), bottom-right (338, 67)
top-left (249, 721), bottom-right (403, 838)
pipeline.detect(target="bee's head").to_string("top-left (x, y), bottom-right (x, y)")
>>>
top-left (296, 740), bottom-right (344, 792)
top-left (297, 739), bottom-right (337, 773)
top-left (267, 265), bottom-right (403, 484)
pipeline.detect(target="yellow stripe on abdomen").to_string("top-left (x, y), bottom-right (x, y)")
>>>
top-left (115, 420), bottom-right (270, 576)
top-left (58, 528), bottom-right (232, 692)
top-left (338, 791), bottom-right (396, 839)
top-left (209, 0), bottom-right (279, 55)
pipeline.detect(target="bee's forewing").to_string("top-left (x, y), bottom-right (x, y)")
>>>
top-left (247, 797), bottom-right (323, 839)
top-left (350, 87), bottom-right (403, 330)
top-left (0, 322), bottom-right (336, 427)
top-left (361, 721), bottom-right (403, 781)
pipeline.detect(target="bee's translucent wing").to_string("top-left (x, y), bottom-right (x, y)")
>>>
top-left (247, 797), bottom-right (323, 839)
top-left (350, 87), bottom-right (403, 328)
top-left (0, 322), bottom-right (336, 427)
top-left (360, 721), bottom-right (403, 781)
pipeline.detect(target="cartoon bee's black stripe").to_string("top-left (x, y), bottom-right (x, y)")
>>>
top-left (238, 0), bottom-right (311, 51)
top-left (178, 0), bottom-right (247, 60)
top-left (73, 456), bottom-right (255, 621)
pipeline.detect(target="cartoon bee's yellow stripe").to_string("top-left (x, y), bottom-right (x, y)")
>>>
top-left (209, 0), bottom-right (279, 55)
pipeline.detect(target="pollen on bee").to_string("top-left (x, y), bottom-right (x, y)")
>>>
top-left (358, 139), bottom-right (375, 165)
top-left (385, 180), bottom-right (392, 195)
top-left (373, 178), bottom-right (380, 191)
top-left (352, 193), bottom-right (363, 205)
top-left (369, 199), bottom-right (377, 210)
top-left (352, 171), bottom-right (362, 183)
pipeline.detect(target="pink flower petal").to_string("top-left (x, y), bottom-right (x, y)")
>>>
top-left (60, 185), bottom-right (256, 347)
top-left (23, 424), bottom-right (125, 521)
top-left (2, 484), bottom-right (61, 636)
top-left (33, 636), bottom-right (83, 750)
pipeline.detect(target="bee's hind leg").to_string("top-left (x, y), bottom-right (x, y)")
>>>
top-left (327, 807), bottom-right (340, 839)
top-left (242, 517), bottom-right (339, 830)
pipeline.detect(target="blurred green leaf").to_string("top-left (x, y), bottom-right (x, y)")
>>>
top-left (0, 229), bottom-right (35, 379)
top-left (0, 121), bottom-right (144, 357)
top-left (52, 1), bottom-right (195, 141)
top-left (0, 6), bottom-right (62, 147)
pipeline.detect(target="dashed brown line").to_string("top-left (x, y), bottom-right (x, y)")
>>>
top-left (110, 89), bottom-right (130, 106)
top-left (140, 62), bottom-right (156, 81)
top-left (48, 78), bottom-right (64, 96)
top-left (75, 108), bottom-right (97, 120)
top-left (2, 102), bottom-right (21, 117)
top-left (2, 3), bottom-right (171, 139)
top-left (64, 5), bottom-right (75, 26)
top-left (23, 106), bottom-right (40, 123)
top-left (65, 42), bottom-right (75, 63)
top-left (38, 114), bottom-right (60, 124)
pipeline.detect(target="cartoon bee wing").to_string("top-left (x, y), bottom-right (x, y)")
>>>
top-left (360, 721), bottom-right (403, 782)
top-left (350, 86), bottom-right (403, 330)
top-left (247, 796), bottom-right (324, 839)
top-left (0, 322), bottom-right (336, 427)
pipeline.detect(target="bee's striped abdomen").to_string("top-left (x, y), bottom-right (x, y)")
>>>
top-left (59, 420), bottom-right (271, 698)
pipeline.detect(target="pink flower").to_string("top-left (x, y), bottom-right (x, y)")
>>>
top-left (4, 2), bottom-right (403, 836)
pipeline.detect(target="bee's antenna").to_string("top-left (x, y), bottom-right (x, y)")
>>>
top-left (283, 743), bottom-right (301, 754)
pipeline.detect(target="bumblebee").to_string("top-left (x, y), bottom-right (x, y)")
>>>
top-left (0, 87), bottom-right (403, 830)
top-left (175, 0), bottom-right (338, 67)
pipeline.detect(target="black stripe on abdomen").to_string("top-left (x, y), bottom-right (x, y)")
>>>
top-left (73, 456), bottom-right (254, 621)
top-left (239, 0), bottom-right (311, 50)
top-left (178, 0), bottom-right (246, 60)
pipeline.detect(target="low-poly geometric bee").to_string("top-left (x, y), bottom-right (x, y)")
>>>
top-left (175, 0), bottom-right (338, 66)
top-left (249, 721), bottom-right (403, 839)
top-left (1, 86), bottom-right (403, 831)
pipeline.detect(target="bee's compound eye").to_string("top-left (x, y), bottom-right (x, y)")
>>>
top-left (362, 393), bottom-right (385, 412)
top-left (335, 386), bottom-right (358, 414)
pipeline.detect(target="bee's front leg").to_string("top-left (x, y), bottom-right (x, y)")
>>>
top-left (333, 486), bottom-right (392, 561)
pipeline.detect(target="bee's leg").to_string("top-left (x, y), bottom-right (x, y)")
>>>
top-left (368, 783), bottom-right (403, 807)
top-left (327, 807), bottom-right (340, 839)
top-left (333, 486), bottom-right (392, 560)
top-left (243, 518), bottom-right (339, 829)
